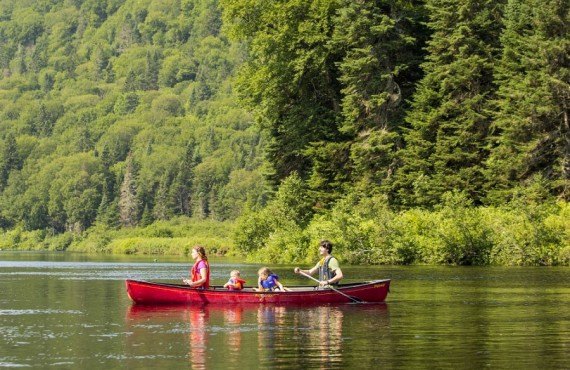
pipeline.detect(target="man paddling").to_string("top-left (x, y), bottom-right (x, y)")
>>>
top-left (294, 240), bottom-right (343, 287)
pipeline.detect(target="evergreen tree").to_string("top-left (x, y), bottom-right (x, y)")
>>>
top-left (95, 180), bottom-right (119, 228)
top-left (124, 69), bottom-right (139, 92)
top-left (141, 49), bottom-right (160, 90)
top-left (221, 0), bottom-right (343, 186)
top-left (119, 153), bottom-right (140, 227)
top-left (223, 0), bottom-right (426, 205)
top-left (140, 203), bottom-right (154, 227)
top-left (171, 140), bottom-right (200, 216)
top-left (0, 134), bottom-right (20, 190)
top-left (485, 0), bottom-right (569, 202)
top-left (153, 171), bottom-right (174, 220)
top-left (393, 0), bottom-right (504, 207)
top-left (309, 0), bottom-right (426, 200)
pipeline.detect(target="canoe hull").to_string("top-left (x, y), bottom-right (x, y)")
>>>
top-left (126, 279), bottom-right (390, 305)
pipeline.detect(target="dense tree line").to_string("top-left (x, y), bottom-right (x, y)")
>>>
top-left (0, 0), bottom-right (567, 264)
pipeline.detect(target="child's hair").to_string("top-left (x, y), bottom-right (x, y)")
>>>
top-left (258, 267), bottom-right (272, 276)
top-left (230, 270), bottom-right (240, 277)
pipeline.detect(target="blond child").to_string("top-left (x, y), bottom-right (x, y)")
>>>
top-left (223, 270), bottom-right (246, 290)
top-left (255, 267), bottom-right (290, 292)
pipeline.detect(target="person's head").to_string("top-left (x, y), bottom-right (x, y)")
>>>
top-left (319, 240), bottom-right (333, 255)
top-left (191, 245), bottom-right (207, 261)
top-left (230, 270), bottom-right (240, 278)
top-left (258, 267), bottom-right (271, 279)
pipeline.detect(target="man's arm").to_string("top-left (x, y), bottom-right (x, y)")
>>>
top-left (294, 262), bottom-right (319, 276)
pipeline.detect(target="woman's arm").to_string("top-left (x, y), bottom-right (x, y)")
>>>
top-left (187, 267), bottom-right (207, 287)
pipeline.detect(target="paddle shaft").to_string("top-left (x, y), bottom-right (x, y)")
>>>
top-left (298, 271), bottom-right (362, 303)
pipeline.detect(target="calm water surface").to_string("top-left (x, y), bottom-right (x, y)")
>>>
top-left (0, 252), bottom-right (568, 369)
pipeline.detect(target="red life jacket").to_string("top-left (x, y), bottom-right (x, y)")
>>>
top-left (190, 259), bottom-right (210, 289)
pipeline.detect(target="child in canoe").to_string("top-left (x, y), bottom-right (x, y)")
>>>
top-left (255, 267), bottom-right (290, 292)
top-left (223, 270), bottom-right (246, 290)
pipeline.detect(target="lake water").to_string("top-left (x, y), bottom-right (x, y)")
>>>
top-left (0, 252), bottom-right (568, 368)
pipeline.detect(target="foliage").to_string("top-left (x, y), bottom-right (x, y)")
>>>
top-left (0, 0), bottom-right (266, 243)
top-left (393, 0), bottom-right (505, 208)
top-left (485, 0), bottom-right (570, 203)
top-left (68, 217), bottom-right (234, 255)
top-left (221, 0), bottom-right (427, 200)
top-left (0, 1), bottom-right (567, 265)
top-left (234, 187), bottom-right (568, 265)
top-left (233, 172), bottom-right (311, 262)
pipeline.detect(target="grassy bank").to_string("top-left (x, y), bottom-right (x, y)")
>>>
top-left (0, 217), bottom-right (235, 256)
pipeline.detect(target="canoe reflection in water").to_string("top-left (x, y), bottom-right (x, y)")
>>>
top-left (125, 304), bottom-right (387, 368)
top-left (126, 304), bottom-right (241, 370)
top-left (187, 307), bottom-right (208, 369)
top-left (256, 305), bottom-right (345, 368)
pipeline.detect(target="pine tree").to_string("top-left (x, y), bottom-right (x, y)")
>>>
top-left (139, 203), bottom-right (154, 227)
top-left (0, 134), bottom-right (20, 190)
top-left (221, 0), bottom-right (343, 186)
top-left (124, 69), bottom-right (139, 92)
top-left (141, 49), bottom-right (160, 91)
top-left (118, 153), bottom-right (140, 227)
top-left (485, 0), bottom-right (569, 202)
top-left (393, 0), bottom-right (504, 207)
top-left (95, 180), bottom-right (119, 228)
top-left (153, 171), bottom-right (174, 220)
top-left (326, 0), bottom-right (426, 195)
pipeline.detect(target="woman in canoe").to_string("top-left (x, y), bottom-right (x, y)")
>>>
top-left (183, 245), bottom-right (210, 289)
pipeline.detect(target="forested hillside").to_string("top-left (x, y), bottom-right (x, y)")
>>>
top-left (0, 0), bottom-right (265, 247)
top-left (0, 0), bottom-right (568, 265)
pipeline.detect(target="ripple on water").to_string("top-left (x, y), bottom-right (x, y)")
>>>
top-left (0, 362), bottom-right (31, 368)
top-left (0, 309), bottom-right (82, 315)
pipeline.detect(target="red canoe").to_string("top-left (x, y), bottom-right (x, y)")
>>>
top-left (126, 279), bottom-right (391, 305)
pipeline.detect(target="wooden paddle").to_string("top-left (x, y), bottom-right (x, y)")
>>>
top-left (298, 271), bottom-right (363, 304)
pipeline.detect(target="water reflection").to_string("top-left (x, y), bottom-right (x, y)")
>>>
top-left (256, 305), bottom-right (286, 364)
top-left (224, 305), bottom-right (243, 365)
top-left (188, 307), bottom-right (208, 369)
top-left (126, 304), bottom-right (247, 369)
top-left (125, 303), bottom-right (388, 369)
top-left (307, 306), bottom-right (344, 367)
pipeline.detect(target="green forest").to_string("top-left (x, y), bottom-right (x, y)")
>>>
top-left (0, 0), bottom-right (568, 265)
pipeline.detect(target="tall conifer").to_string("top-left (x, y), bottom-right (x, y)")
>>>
top-left (0, 134), bottom-right (20, 190)
top-left (329, 0), bottom-right (425, 194)
top-left (486, 0), bottom-right (569, 202)
top-left (394, 0), bottom-right (504, 207)
top-left (119, 153), bottom-right (140, 227)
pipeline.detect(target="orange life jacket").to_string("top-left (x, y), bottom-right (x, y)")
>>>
top-left (228, 277), bottom-right (246, 290)
top-left (190, 259), bottom-right (210, 289)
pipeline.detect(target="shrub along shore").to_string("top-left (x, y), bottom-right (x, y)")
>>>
top-left (1, 198), bottom-right (568, 266)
